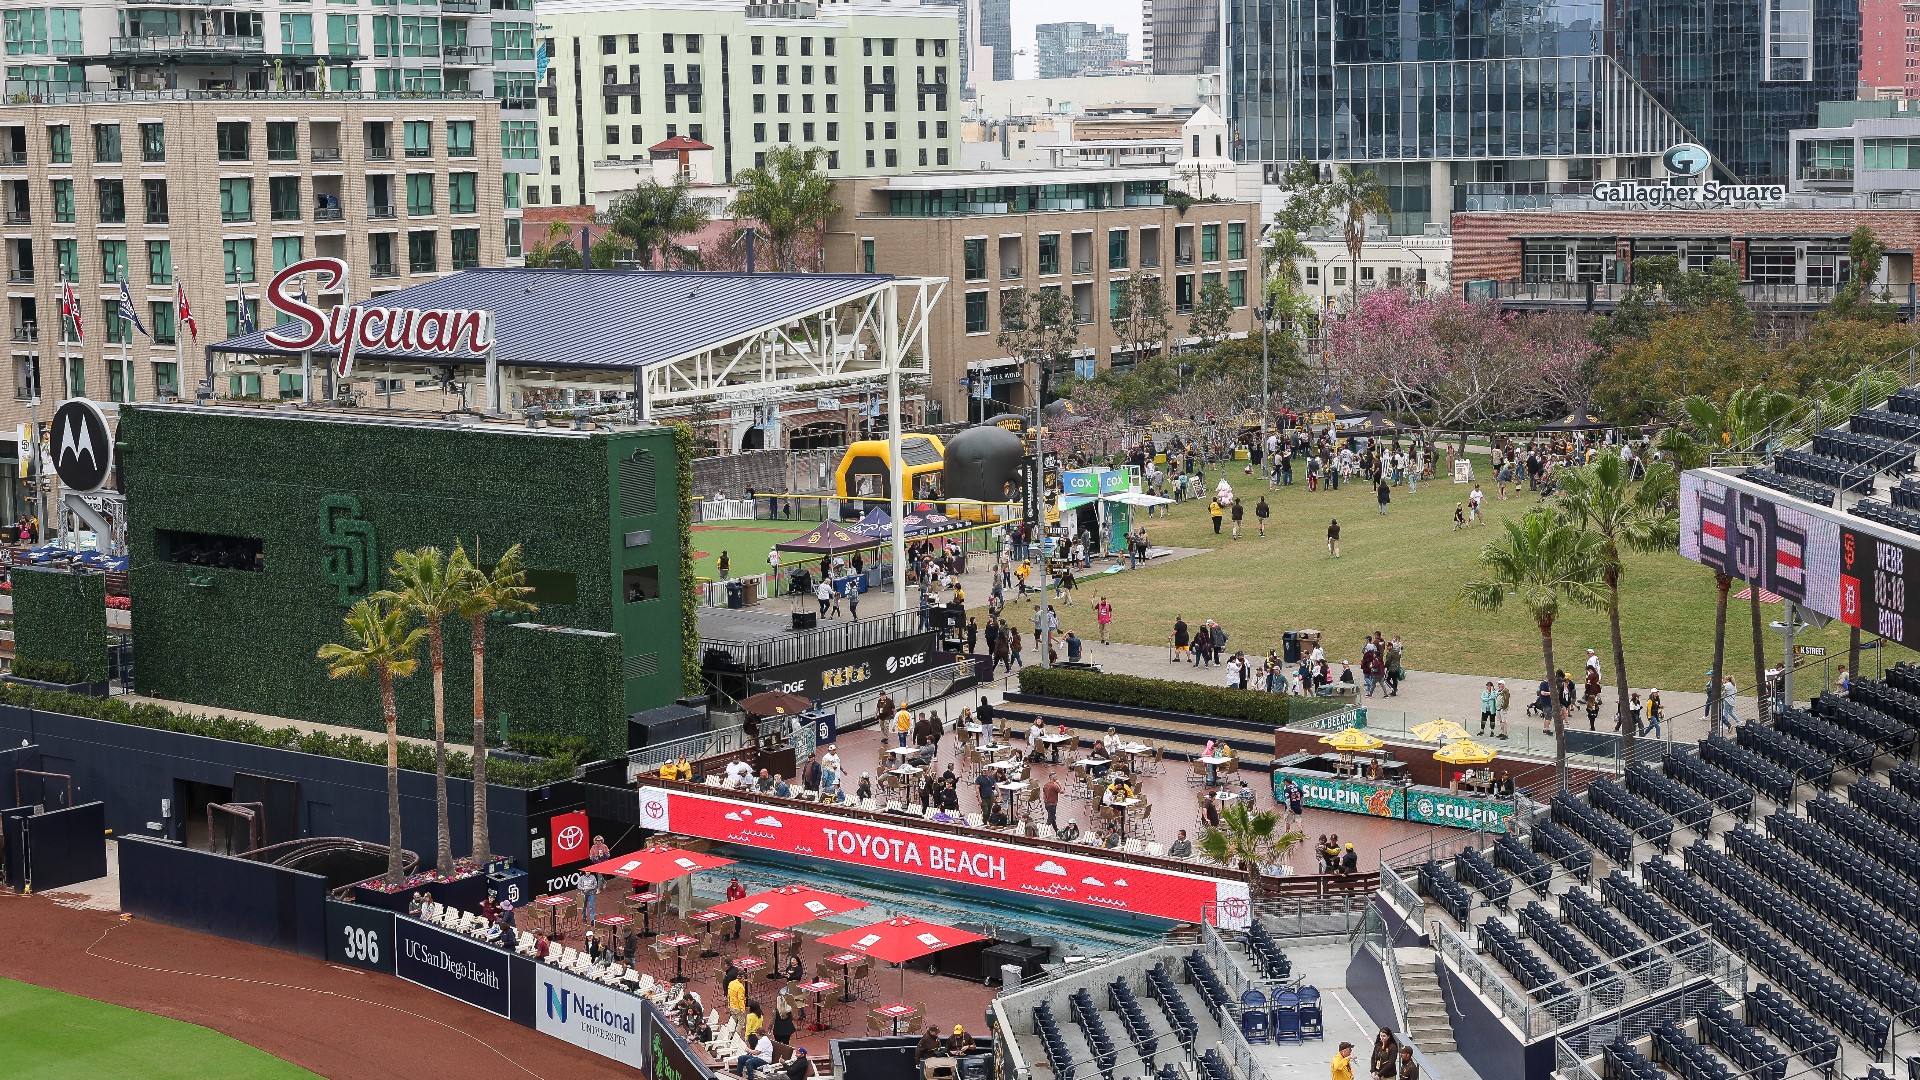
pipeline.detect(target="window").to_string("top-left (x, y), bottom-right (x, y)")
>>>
top-left (329, 13), bottom-right (360, 53)
top-left (1038, 234), bottom-right (1059, 276)
top-left (262, 122), bottom-right (296, 163)
top-left (1227, 222), bottom-right (1245, 260)
top-left (154, 362), bottom-right (177, 398)
top-left (404, 120), bottom-right (431, 157)
top-left (280, 13), bottom-right (314, 54)
top-left (106, 354), bottom-right (129, 402)
top-left (502, 172), bottom-right (520, 210)
top-left (492, 22), bottom-right (533, 60)
top-left (408, 230), bottom-right (437, 273)
top-left (272, 236), bottom-right (302, 272)
top-left (220, 178), bottom-right (253, 222)
top-left (102, 300), bottom-right (132, 346)
top-left (1108, 229), bottom-right (1128, 270)
top-left (505, 219), bottom-right (522, 259)
top-left (94, 122), bottom-right (121, 163)
top-left (1766, 0), bottom-right (1813, 80)
top-left (149, 301), bottom-right (175, 345)
top-left (451, 228), bottom-right (479, 269)
top-left (99, 240), bottom-right (127, 283)
top-left (146, 240), bottom-right (171, 285)
top-left (1201, 224), bottom-right (1219, 262)
top-left (1865, 137), bottom-right (1920, 170)
top-left (964, 290), bottom-right (988, 333)
top-left (622, 566), bottom-right (661, 603)
top-left (269, 176), bottom-right (301, 221)
top-left (143, 179), bottom-right (168, 223)
top-left (215, 122), bottom-right (248, 162)
top-left (937, 148), bottom-right (948, 165)
top-left (1304, 265), bottom-right (1319, 286)
top-left (4, 10), bottom-right (45, 54)
top-left (48, 8), bottom-right (78, 53)
top-left (223, 238), bottom-right (256, 283)
top-left (49, 179), bottom-right (70, 223)
top-left (96, 178), bottom-right (125, 223)
top-left (502, 120), bottom-right (538, 159)
top-left (54, 238), bottom-right (75, 282)
top-left (225, 298), bottom-right (260, 337)
top-left (66, 357), bottom-right (82, 394)
top-left (1175, 274), bottom-right (1194, 313)
top-left (140, 122), bottom-right (165, 162)
top-left (1228, 270), bottom-right (1247, 307)
top-left (46, 125), bottom-right (68, 164)
top-left (228, 373), bottom-right (260, 398)
top-left (1330, 265), bottom-right (1346, 286)
top-left (407, 173), bottom-right (434, 215)
top-left (448, 172), bottom-right (476, 214)
top-left (862, 238), bottom-right (875, 274)
top-left (447, 120), bottom-right (474, 157)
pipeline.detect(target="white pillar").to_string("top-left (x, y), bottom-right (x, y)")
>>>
top-left (1546, 158), bottom-right (1570, 183)
top-left (885, 285), bottom-right (907, 615)
top-left (1428, 161), bottom-right (1452, 223)
top-left (300, 350), bottom-right (314, 404)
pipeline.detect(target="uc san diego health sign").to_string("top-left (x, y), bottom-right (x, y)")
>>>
top-left (263, 257), bottom-right (493, 380)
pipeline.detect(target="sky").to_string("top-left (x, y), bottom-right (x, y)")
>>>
top-left (1009, 0), bottom-right (1143, 79)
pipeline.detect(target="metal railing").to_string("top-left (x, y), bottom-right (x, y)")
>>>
top-left (696, 608), bottom-right (922, 671)
top-left (820, 659), bottom-right (974, 730)
top-left (311, 147), bottom-right (343, 163)
top-left (110, 34), bottom-right (264, 54)
top-left (1717, 340), bottom-right (1920, 461)
top-left (1377, 863), bottom-right (1424, 926)
top-left (625, 720), bottom-right (750, 775)
top-left (1554, 1039), bottom-right (1608, 1080)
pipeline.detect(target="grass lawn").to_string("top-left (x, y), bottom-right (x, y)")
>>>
top-left (999, 450), bottom-right (1914, 694)
top-left (689, 519), bottom-right (814, 581)
top-left (0, 977), bottom-right (320, 1080)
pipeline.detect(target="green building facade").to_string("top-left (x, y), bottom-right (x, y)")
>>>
top-left (120, 404), bottom-right (686, 756)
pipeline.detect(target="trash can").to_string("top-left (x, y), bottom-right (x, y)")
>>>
top-left (726, 580), bottom-right (745, 609)
top-left (1000, 963), bottom-right (1023, 992)
top-left (488, 865), bottom-right (531, 906)
top-left (742, 577), bottom-right (760, 606)
top-left (1354, 707), bottom-right (1368, 728)
top-left (1282, 631), bottom-right (1300, 664)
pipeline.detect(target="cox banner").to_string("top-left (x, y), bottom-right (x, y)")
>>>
top-left (536, 966), bottom-right (645, 1068)
top-left (394, 915), bottom-right (513, 1018)
top-left (1278, 773), bottom-right (1404, 818)
top-left (637, 786), bottom-right (1248, 924)
top-left (1403, 790), bottom-right (1514, 833)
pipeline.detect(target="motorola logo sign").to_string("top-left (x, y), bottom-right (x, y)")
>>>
top-left (49, 399), bottom-right (112, 493)
top-left (1661, 143), bottom-right (1710, 178)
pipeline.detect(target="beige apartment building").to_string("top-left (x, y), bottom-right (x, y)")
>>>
top-left (824, 166), bottom-right (1259, 422)
top-left (0, 94), bottom-right (503, 431)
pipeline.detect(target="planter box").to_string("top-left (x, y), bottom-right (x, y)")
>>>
top-left (352, 866), bottom-right (492, 913)
top-left (4, 675), bottom-right (108, 697)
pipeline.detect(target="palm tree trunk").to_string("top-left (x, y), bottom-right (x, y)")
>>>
top-left (471, 616), bottom-right (490, 863)
top-left (1750, 591), bottom-right (1768, 723)
top-left (1540, 615), bottom-right (1565, 792)
top-left (380, 671), bottom-right (404, 886)
top-left (1849, 624), bottom-right (1862, 682)
top-left (430, 629), bottom-right (452, 876)
top-left (1606, 568), bottom-right (1633, 764)
top-left (1707, 573), bottom-right (1730, 729)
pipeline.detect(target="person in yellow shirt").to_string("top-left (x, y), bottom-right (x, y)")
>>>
top-left (1331, 1041), bottom-right (1356, 1080)
top-left (1209, 499), bottom-right (1225, 535)
top-left (894, 707), bottom-right (912, 748)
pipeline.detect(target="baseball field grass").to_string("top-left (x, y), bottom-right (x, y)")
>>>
top-left (0, 976), bottom-right (321, 1079)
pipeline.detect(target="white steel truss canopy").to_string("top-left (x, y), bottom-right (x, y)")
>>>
top-left (205, 267), bottom-right (942, 416)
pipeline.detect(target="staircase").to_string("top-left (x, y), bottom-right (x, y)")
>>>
top-left (1395, 947), bottom-right (1457, 1054)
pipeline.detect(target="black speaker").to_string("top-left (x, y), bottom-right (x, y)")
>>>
top-left (791, 611), bottom-right (817, 631)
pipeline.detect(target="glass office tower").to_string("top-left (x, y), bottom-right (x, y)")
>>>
top-left (1226, 0), bottom-right (1859, 184)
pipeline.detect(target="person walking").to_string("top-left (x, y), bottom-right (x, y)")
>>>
top-left (1095, 598), bottom-right (1114, 644)
top-left (1209, 498), bottom-right (1224, 535)
top-left (1009, 628), bottom-right (1024, 668)
top-left (1230, 499), bottom-right (1245, 539)
top-left (1644, 689), bottom-right (1664, 737)
top-left (1376, 478), bottom-right (1391, 516)
top-left (1326, 518), bottom-right (1341, 558)
top-left (1174, 616), bottom-right (1192, 663)
top-left (1255, 496), bottom-right (1271, 537)
top-left (1479, 680), bottom-right (1500, 736)
top-left (1042, 773), bottom-right (1062, 828)
top-left (1495, 679), bottom-right (1511, 739)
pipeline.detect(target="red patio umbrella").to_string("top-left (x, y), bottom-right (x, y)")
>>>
top-left (815, 917), bottom-right (990, 999)
top-left (708, 884), bottom-right (868, 930)
top-left (582, 846), bottom-right (736, 883)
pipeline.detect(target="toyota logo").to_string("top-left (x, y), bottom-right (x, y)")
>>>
top-left (645, 800), bottom-right (665, 820)
top-left (1223, 896), bottom-right (1249, 919)
top-left (557, 825), bottom-right (585, 851)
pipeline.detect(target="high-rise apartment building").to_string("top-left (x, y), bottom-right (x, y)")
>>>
top-left (1140, 0), bottom-right (1153, 66)
top-left (1861, 0), bottom-right (1920, 97)
top-left (537, 0), bottom-right (964, 207)
top-left (1226, 0), bottom-right (1858, 191)
top-left (978, 0), bottom-right (1011, 80)
top-left (1149, 0), bottom-right (1216, 74)
top-left (1035, 22), bottom-right (1128, 79)
top-left (0, 0), bottom-right (537, 258)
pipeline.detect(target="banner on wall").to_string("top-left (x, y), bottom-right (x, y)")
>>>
top-left (637, 786), bottom-right (1244, 923)
top-left (393, 916), bottom-right (513, 1018)
top-left (1282, 773), bottom-right (1404, 818)
top-left (535, 965), bottom-right (646, 1068)
top-left (642, 999), bottom-right (718, 1080)
top-left (1403, 790), bottom-right (1514, 832)
top-left (1678, 471), bottom-right (1842, 618)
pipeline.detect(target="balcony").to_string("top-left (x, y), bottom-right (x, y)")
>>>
top-left (366, 146), bottom-right (393, 161)
top-left (1000, 265), bottom-right (1021, 280)
top-left (442, 44), bottom-right (491, 66)
top-left (370, 261), bottom-right (397, 278)
top-left (11, 326), bottom-right (35, 342)
top-left (368, 205), bottom-right (395, 219)
top-left (7, 270), bottom-right (30, 283)
top-left (312, 146), bottom-right (343, 163)
top-left (1174, 251), bottom-right (1194, 266)
top-left (3, 211), bottom-right (27, 226)
top-left (1071, 257), bottom-right (1091, 275)
top-left (270, 208), bottom-right (301, 222)
top-left (0, 152), bottom-right (24, 167)
top-left (315, 206), bottom-right (345, 222)
top-left (109, 34), bottom-right (264, 57)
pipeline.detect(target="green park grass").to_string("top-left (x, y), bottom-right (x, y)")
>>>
top-left (689, 518), bottom-right (814, 581)
top-left (0, 977), bottom-right (321, 1080)
top-left (1006, 450), bottom-right (1914, 696)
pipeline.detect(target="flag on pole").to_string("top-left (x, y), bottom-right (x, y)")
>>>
top-left (176, 281), bottom-right (197, 341)
top-left (117, 280), bottom-right (148, 338)
top-left (236, 284), bottom-right (256, 335)
top-left (60, 279), bottom-right (82, 343)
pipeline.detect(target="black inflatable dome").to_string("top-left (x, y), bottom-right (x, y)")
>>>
top-left (943, 424), bottom-right (1026, 502)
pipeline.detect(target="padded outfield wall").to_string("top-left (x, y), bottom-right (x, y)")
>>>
top-left (119, 404), bottom-right (688, 756)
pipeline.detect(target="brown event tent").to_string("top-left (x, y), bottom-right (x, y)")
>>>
top-left (774, 520), bottom-right (880, 556)
top-left (1540, 410), bottom-right (1607, 431)
top-left (1343, 411), bottom-right (1404, 436)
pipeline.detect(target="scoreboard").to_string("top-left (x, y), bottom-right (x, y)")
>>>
top-left (1841, 527), bottom-right (1915, 647)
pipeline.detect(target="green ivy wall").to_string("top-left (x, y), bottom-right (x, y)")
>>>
top-left (12, 567), bottom-right (109, 683)
top-left (120, 406), bottom-right (685, 756)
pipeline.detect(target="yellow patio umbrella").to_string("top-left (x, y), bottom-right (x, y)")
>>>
top-left (1434, 739), bottom-right (1499, 765)
top-left (1320, 727), bottom-right (1385, 753)
top-left (1410, 719), bottom-right (1470, 743)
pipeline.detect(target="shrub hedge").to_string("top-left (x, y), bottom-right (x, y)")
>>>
top-left (13, 567), bottom-right (109, 683)
top-left (0, 682), bottom-right (584, 787)
top-left (1016, 666), bottom-right (1347, 726)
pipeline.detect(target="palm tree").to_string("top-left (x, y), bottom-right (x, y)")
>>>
top-left (729, 145), bottom-right (839, 271)
top-left (1553, 451), bottom-right (1679, 761)
top-left (1679, 384), bottom-right (1796, 456)
top-left (455, 542), bottom-right (538, 862)
top-left (1460, 508), bottom-right (1609, 791)
top-left (604, 177), bottom-right (715, 269)
top-left (1197, 800), bottom-right (1305, 896)
top-left (376, 546), bottom-right (468, 876)
top-left (1328, 168), bottom-right (1390, 306)
top-left (318, 599), bottom-right (426, 886)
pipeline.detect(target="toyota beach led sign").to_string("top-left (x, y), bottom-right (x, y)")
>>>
top-left (264, 257), bottom-right (493, 380)
top-left (637, 786), bottom-right (1250, 925)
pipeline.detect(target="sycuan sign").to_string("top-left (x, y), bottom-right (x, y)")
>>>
top-left (264, 257), bottom-right (493, 379)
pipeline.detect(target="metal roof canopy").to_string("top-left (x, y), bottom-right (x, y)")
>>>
top-left (205, 267), bottom-right (943, 419)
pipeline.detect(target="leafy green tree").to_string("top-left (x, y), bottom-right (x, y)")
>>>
top-left (1679, 384), bottom-right (1798, 454)
top-left (1831, 225), bottom-right (1895, 322)
top-left (377, 546), bottom-right (468, 875)
top-left (456, 543), bottom-right (537, 861)
top-left (1596, 256), bottom-right (1748, 351)
top-left (1188, 277), bottom-right (1235, 351)
top-left (730, 145), bottom-right (838, 271)
top-left (1460, 508), bottom-right (1609, 791)
top-left (1595, 306), bottom-right (1771, 421)
top-left (1553, 451), bottom-right (1679, 759)
top-left (1197, 800), bottom-right (1304, 894)
top-left (318, 599), bottom-right (426, 885)
top-left (604, 177), bottom-right (716, 270)
top-left (1329, 168), bottom-right (1391, 305)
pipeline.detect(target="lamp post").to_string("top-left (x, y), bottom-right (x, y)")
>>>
top-left (1031, 358), bottom-right (1049, 670)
